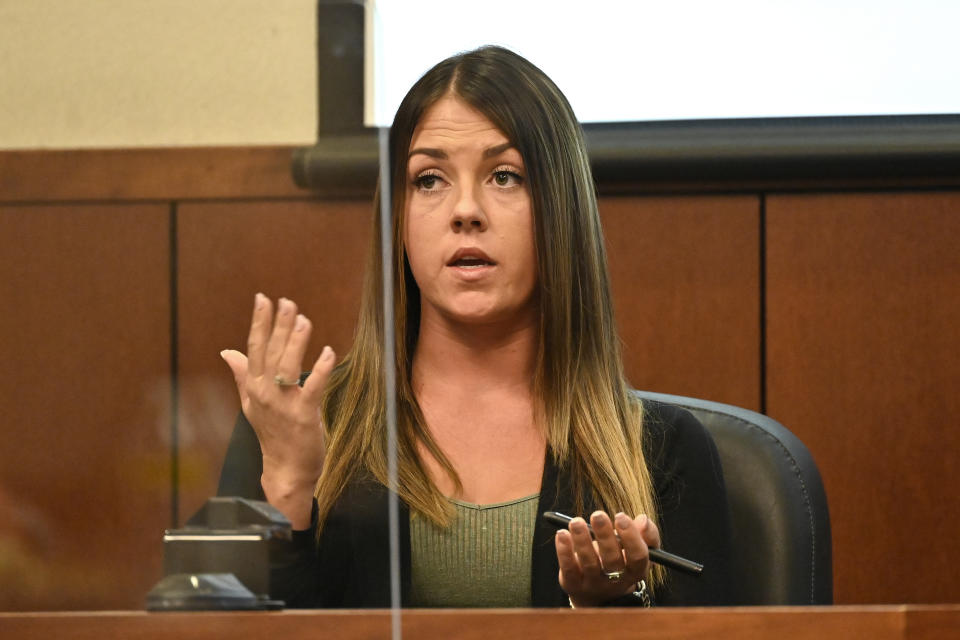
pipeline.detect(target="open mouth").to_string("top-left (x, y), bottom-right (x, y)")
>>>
top-left (447, 248), bottom-right (496, 269)
top-left (449, 257), bottom-right (495, 268)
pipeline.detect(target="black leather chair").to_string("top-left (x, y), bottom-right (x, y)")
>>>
top-left (218, 392), bottom-right (833, 605)
top-left (634, 390), bottom-right (833, 605)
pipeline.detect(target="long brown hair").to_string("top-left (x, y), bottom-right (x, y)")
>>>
top-left (316, 45), bottom-right (658, 581)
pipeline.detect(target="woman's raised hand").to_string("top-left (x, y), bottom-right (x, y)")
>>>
top-left (555, 510), bottom-right (661, 608)
top-left (220, 293), bottom-right (336, 529)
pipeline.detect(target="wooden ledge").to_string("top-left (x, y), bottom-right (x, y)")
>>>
top-left (1, 605), bottom-right (958, 640)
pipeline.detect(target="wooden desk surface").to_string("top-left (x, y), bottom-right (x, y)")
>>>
top-left (1, 606), bottom-right (958, 640)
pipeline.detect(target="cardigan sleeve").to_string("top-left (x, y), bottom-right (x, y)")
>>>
top-left (642, 401), bottom-right (736, 606)
top-left (269, 496), bottom-right (356, 608)
top-left (269, 500), bottom-right (322, 607)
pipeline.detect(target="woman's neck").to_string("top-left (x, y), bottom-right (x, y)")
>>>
top-left (411, 306), bottom-right (538, 397)
top-left (410, 305), bottom-right (545, 503)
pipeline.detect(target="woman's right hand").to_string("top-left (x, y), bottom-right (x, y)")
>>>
top-left (220, 293), bottom-right (336, 528)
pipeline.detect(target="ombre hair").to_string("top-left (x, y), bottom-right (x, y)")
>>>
top-left (316, 45), bottom-right (660, 583)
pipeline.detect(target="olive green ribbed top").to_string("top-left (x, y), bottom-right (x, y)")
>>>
top-left (408, 493), bottom-right (539, 608)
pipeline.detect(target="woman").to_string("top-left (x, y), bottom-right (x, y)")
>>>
top-left (220, 46), bottom-right (732, 608)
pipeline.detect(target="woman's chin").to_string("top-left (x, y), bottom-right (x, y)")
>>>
top-left (431, 301), bottom-right (537, 329)
top-left (442, 306), bottom-right (507, 326)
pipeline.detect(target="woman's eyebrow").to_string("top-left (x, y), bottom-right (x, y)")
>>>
top-left (407, 142), bottom-right (517, 161)
top-left (408, 147), bottom-right (446, 160)
top-left (483, 142), bottom-right (516, 158)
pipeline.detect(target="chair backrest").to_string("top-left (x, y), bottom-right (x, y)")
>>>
top-left (634, 390), bottom-right (833, 605)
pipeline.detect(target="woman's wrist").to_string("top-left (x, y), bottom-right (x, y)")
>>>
top-left (261, 469), bottom-right (319, 529)
top-left (260, 455), bottom-right (321, 492)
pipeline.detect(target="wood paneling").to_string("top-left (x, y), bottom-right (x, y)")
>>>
top-left (4, 145), bottom-right (959, 610)
top-left (0, 204), bottom-right (171, 610)
top-left (0, 147), bottom-right (303, 202)
top-left (766, 192), bottom-right (960, 603)
top-left (601, 196), bottom-right (762, 411)
top-left (175, 200), bottom-right (373, 523)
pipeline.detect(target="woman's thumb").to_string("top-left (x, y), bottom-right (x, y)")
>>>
top-left (220, 349), bottom-right (249, 396)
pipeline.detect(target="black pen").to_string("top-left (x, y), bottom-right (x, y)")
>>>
top-left (543, 511), bottom-right (704, 576)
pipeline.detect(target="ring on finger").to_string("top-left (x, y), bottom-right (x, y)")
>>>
top-left (274, 374), bottom-right (300, 387)
top-left (603, 569), bottom-right (626, 581)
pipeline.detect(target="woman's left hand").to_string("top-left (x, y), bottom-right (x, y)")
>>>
top-left (555, 510), bottom-right (661, 607)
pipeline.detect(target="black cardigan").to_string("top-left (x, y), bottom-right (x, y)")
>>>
top-left (220, 401), bottom-right (735, 607)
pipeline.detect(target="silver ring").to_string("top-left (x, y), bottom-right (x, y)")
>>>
top-left (603, 569), bottom-right (626, 581)
top-left (274, 375), bottom-right (299, 387)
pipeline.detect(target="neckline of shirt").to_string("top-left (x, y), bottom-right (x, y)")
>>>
top-left (447, 493), bottom-right (540, 511)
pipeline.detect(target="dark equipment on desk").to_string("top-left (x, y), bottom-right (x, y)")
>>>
top-left (146, 497), bottom-right (291, 611)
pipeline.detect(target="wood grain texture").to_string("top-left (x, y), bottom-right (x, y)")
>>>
top-left (3, 606), bottom-right (958, 640)
top-left (0, 147), bottom-right (304, 202)
top-left (906, 606), bottom-right (960, 640)
top-left (600, 195), bottom-right (762, 411)
top-left (0, 204), bottom-right (171, 610)
top-left (766, 192), bottom-right (960, 604)
top-left (175, 199), bottom-right (373, 523)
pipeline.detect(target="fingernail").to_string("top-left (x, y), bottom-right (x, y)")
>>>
top-left (254, 292), bottom-right (265, 308)
top-left (637, 514), bottom-right (649, 529)
top-left (321, 345), bottom-right (333, 360)
top-left (295, 314), bottom-right (307, 331)
top-left (571, 519), bottom-right (588, 535)
top-left (278, 297), bottom-right (291, 313)
top-left (615, 513), bottom-right (631, 529)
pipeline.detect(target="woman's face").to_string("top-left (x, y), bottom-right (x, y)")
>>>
top-left (404, 95), bottom-right (537, 329)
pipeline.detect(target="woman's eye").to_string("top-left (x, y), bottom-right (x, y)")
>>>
top-left (493, 170), bottom-right (522, 187)
top-left (414, 174), bottom-right (442, 191)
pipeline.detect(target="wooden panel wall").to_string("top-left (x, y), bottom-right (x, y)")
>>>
top-left (0, 204), bottom-right (171, 610)
top-left (601, 196), bottom-right (761, 411)
top-left (766, 192), bottom-right (960, 604)
top-left (2, 147), bottom-right (959, 609)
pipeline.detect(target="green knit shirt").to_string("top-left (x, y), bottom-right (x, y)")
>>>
top-left (408, 494), bottom-right (539, 607)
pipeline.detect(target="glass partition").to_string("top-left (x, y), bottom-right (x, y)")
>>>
top-left (5, 0), bottom-right (960, 621)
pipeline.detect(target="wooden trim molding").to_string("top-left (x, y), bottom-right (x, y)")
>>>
top-left (0, 146), bottom-right (306, 203)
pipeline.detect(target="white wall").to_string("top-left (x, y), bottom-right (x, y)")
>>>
top-left (0, 0), bottom-right (317, 149)
top-left (368, 0), bottom-right (960, 126)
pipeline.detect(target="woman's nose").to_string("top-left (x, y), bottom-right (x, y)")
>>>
top-left (450, 185), bottom-right (488, 232)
